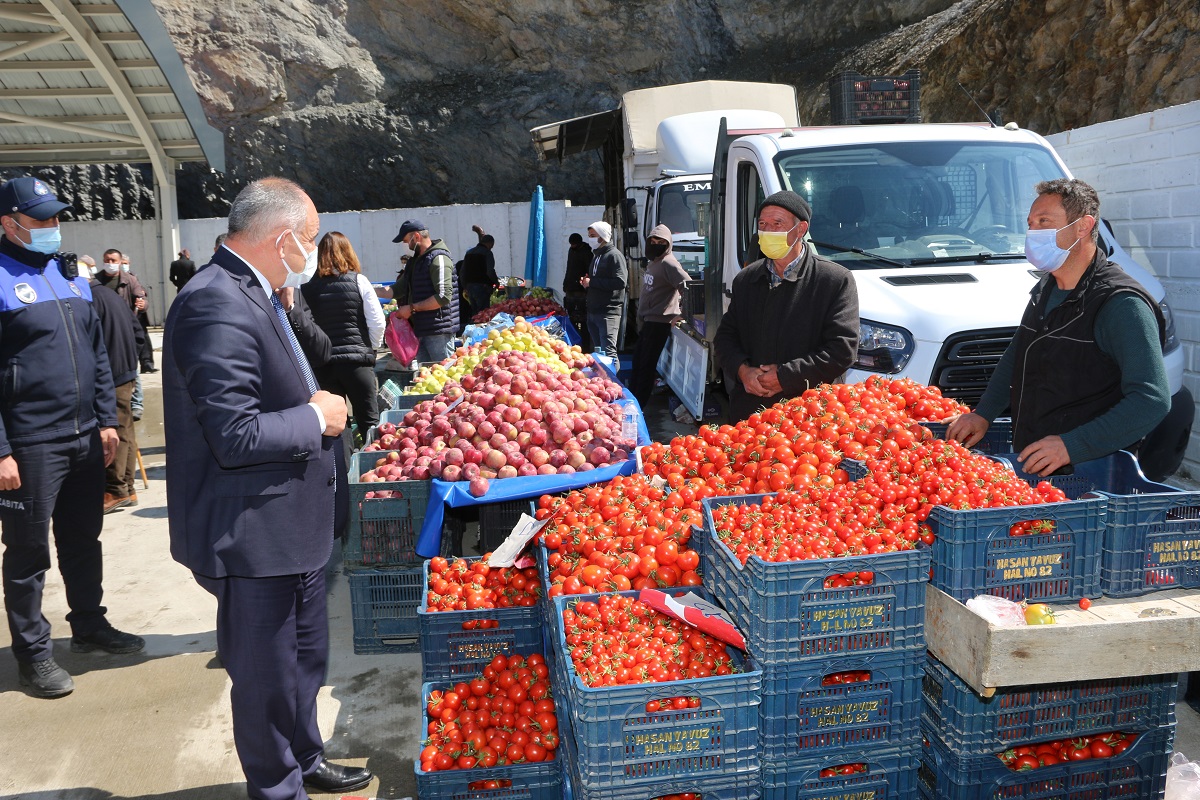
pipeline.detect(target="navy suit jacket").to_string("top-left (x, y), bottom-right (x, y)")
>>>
top-left (163, 246), bottom-right (336, 579)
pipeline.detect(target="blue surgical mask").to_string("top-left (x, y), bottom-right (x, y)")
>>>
top-left (1024, 220), bottom-right (1081, 273)
top-left (13, 219), bottom-right (61, 255)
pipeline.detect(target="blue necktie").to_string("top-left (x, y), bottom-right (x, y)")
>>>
top-left (270, 293), bottom-right (319, 394)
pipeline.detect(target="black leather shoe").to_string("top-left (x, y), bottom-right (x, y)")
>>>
top-left (70, 624), bottom-right (145, 654)
top-left (18, 658), bottom-right (74, 698)
top-left (303, 760), bottom-right (373, 793)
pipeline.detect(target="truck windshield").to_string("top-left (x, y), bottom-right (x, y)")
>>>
top-left (655, 180), bottom-right (710, 238)
top-left (776, 141), bottom-right (1067, 268)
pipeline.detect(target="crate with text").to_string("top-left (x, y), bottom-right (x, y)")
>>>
top-left (418, 555), bottom-right (544, 683)
top-left (550, 589), bottom-right (761, 793)
top-left (918, 722), bottom-right (1174, 800)
top-left (922, 652), bottom-right (1178, 758)
top-left (701, 494), bottom-right (929, 665)
top-left (760, 647), bottom-right (925, 760)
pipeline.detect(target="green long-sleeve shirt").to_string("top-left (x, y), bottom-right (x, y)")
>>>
top-left (975, 290), bottom-right (1169, 463)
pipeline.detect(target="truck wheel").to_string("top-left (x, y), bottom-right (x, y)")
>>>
top-left (1138, 387), bottom-right (1194, 481)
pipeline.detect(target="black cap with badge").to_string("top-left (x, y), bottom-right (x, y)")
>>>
top-left (392, 219), bottom-right (428, 243)
top-left (0, 176), bottom-right (70, 221)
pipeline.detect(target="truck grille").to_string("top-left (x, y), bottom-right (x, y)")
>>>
top-left (929, 327), bottom-right (1017, 408)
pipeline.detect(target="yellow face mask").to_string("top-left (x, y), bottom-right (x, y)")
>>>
top-left (758, 222), bottom-right (799, 260)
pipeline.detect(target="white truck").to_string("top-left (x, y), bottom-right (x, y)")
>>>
top-left (658, 116), bottom-right (1192, 480)
top-left (530, 80), bottom-right (801, 277)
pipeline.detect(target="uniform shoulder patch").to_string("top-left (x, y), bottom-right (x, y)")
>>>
top-left (14, 282), bottom-right (36, 304)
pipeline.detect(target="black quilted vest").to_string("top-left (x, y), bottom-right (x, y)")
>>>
top-left (301, 272), bottom-right (374, 366)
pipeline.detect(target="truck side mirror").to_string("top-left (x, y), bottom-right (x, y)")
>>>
top-left (622, 197), bottom-right (638, 232)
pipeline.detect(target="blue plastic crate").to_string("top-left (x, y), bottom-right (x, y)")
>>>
top-left (760, 745), bottom-right (920, 800)
top-left (701, 494), bottom-right (929, 665)
top-left (418, 556), bottom-right (544, 683)
top-left (919, 722), bottom-right (1174, 800)
top-left (760, 647), bottom-right (925, 760)
top-left (927, 493), bottom-right (1105, 603)
top-left (348, 566), bottom-right (422, 654)
top-left (346, 452), bottom-right (436, 567)
top-left (922, 418), bottom-right (1014, 454)
top-left (922, 653), bottom-right (1178, 757)
top-left (559, 695), bottom-right (761, 800)
top-left (550, 589), bottom-right (761, 789)
top-left (994, 450), bottom-right (1200, 597)
top-left (414, 681), bottom-right (563, 800)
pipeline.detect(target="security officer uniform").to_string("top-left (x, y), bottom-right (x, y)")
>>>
top-left (0, 177), bottom-right (144, 698)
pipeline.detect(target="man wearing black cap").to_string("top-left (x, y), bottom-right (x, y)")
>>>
top-left (713, 190), bottom-right (859, 423)
top-left (0, 176), bottom-right (144, 698)
top-left (384, 219), bottom-right (459, 362)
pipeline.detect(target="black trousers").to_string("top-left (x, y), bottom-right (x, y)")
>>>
top-left (0, 430), bottom-right (107, 662)
top-left (137, 311), bottom-right (154, 369)
top-left (196, 568), bottom-right (327, 800)
top-left (630, 320), bottom-right (672, 406)
top-left (314, 362), bottom-right (379, 431)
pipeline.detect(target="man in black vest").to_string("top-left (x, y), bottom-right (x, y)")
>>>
top-left (947, 179), bottom-right (1169, 477)
top-left (388, 219), bottom-right (459, 363)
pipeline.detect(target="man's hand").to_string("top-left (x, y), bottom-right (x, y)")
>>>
top-left (471, 224), bottom-right (485, 236)
top-left (945, 412), bottom-right (990, 449)
top-left (275, 287), bottom-right (295, 311)
top-left (1017, 435), bottom-right (1071, 477)
top-left (738, 364), bottom-right (770, 397)
top-left (757, 364), bottom-right (782, 395)
top-left (311, 390), bottom-right (348, 437)
top-left (0, 455), bottom-right (20, 491)
top-left (100, 428), bottom-right (119, 467)
top-left (580, 275), bottom-right (590, 289)
top-left (134, 297), bottom-right (147, 311)
top-left (398, 304), bottom-right (413, 320)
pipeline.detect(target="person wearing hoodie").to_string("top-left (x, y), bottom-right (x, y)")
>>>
top-left (581, 220), bottom-right (626, 358)
top-left (631, 225), bottom-right (689, 406)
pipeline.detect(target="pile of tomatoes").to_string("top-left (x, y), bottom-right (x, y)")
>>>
top-left (819, 763), bottom-right (868, 778)
top-left (645, 696), bottom-right (701, 713)
top-left (997, 731), bottom-right (1135, 771)
top-left (419, 653), bottom-right (559, 772)
top-left (561, 593), bottom-right (740, 687)
top-left (821, 670), bottom-right (872, 687)
top-left (424, 556), bottom-right (540, 613)
top-left (535, 475), bottom-right (706, 595)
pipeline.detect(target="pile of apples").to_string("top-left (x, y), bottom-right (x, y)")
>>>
top-left (471, 296), bottom-right (565, 324)
top-left (404, 319), bottom-right (587, 396)
top-left (361, 349), bottom-right (634, 497)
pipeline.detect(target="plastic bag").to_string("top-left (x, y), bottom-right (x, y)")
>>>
top-left (1168, 753), bottom-right (1200, 800)
top-left (965, 595), bottom-right (1028, 627)
top-left (384, 312), bottom-right (419, 365)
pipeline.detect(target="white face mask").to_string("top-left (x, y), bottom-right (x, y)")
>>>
top-left (1024, 220), bottom-right (1081, 273)
top-left (120, 263), bottom-right (130, 272)
top-left (103, 263), bottom-right (120, 275)
top-left (279, 230), bottom-right (317, 288)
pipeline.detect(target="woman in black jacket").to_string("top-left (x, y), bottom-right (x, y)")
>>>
top-left (301, 232), bottom-right (387, 432)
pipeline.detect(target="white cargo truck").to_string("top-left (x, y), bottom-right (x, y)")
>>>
top-left (530, 80), bottom-right (801, 277)
top-left (657, 116), bottom-right (1191, 479)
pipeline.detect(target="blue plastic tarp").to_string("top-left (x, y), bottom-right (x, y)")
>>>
top-left (414, 357), bottom-right (649, 557)
top-left (524, 185), bottom-right (547, 288)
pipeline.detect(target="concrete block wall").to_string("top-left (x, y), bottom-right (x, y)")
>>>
top-left (61, 198), bottom-right (603, 326)
top-left (1047, 100), bottom-right (1200, 476)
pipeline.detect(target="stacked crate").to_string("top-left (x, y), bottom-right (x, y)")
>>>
top-left (700, 494), bottom-right (930, 799)
top-left (920, 654), bottom-right (1177, 799)
top-left (550, 588), bottom-right (763, 800)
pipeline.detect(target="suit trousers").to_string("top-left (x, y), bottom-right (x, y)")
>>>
top-left (195, 569), bottom-right (328, 800)
top-left (0, 429), bottom-right (107, 662)
top-left (137, 311), bottom-right (154, 369)
top-left (105, 381), bottom-right (138, 497)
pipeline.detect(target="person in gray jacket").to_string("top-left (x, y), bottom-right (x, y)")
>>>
top-left (581, 221), bottom-right (626, 358)
top-left (630, 224), bottom-right (689, 405)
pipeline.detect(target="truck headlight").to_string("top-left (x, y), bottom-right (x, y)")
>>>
top-left (1160, 300), bottom-right (1180, 354)
top-left (855, 320), bottom-right (914, 374)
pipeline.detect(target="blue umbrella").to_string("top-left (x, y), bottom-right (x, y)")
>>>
top-left (524, 185), bottom-right (547, 287)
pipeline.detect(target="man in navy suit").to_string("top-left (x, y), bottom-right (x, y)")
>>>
top-left (163, 178), bottom-right (372, 799)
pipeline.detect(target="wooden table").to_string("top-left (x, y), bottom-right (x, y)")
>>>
top-left (925, 583), bottom-right (1200, 696)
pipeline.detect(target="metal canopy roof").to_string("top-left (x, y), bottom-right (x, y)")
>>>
top-left (0, 0), bottom-right (224, 173)
top-left (530, 108), bottom-right (620, 162)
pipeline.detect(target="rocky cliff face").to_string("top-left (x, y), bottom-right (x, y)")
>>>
top-left (19, 0), bottom-right (1199, 219)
